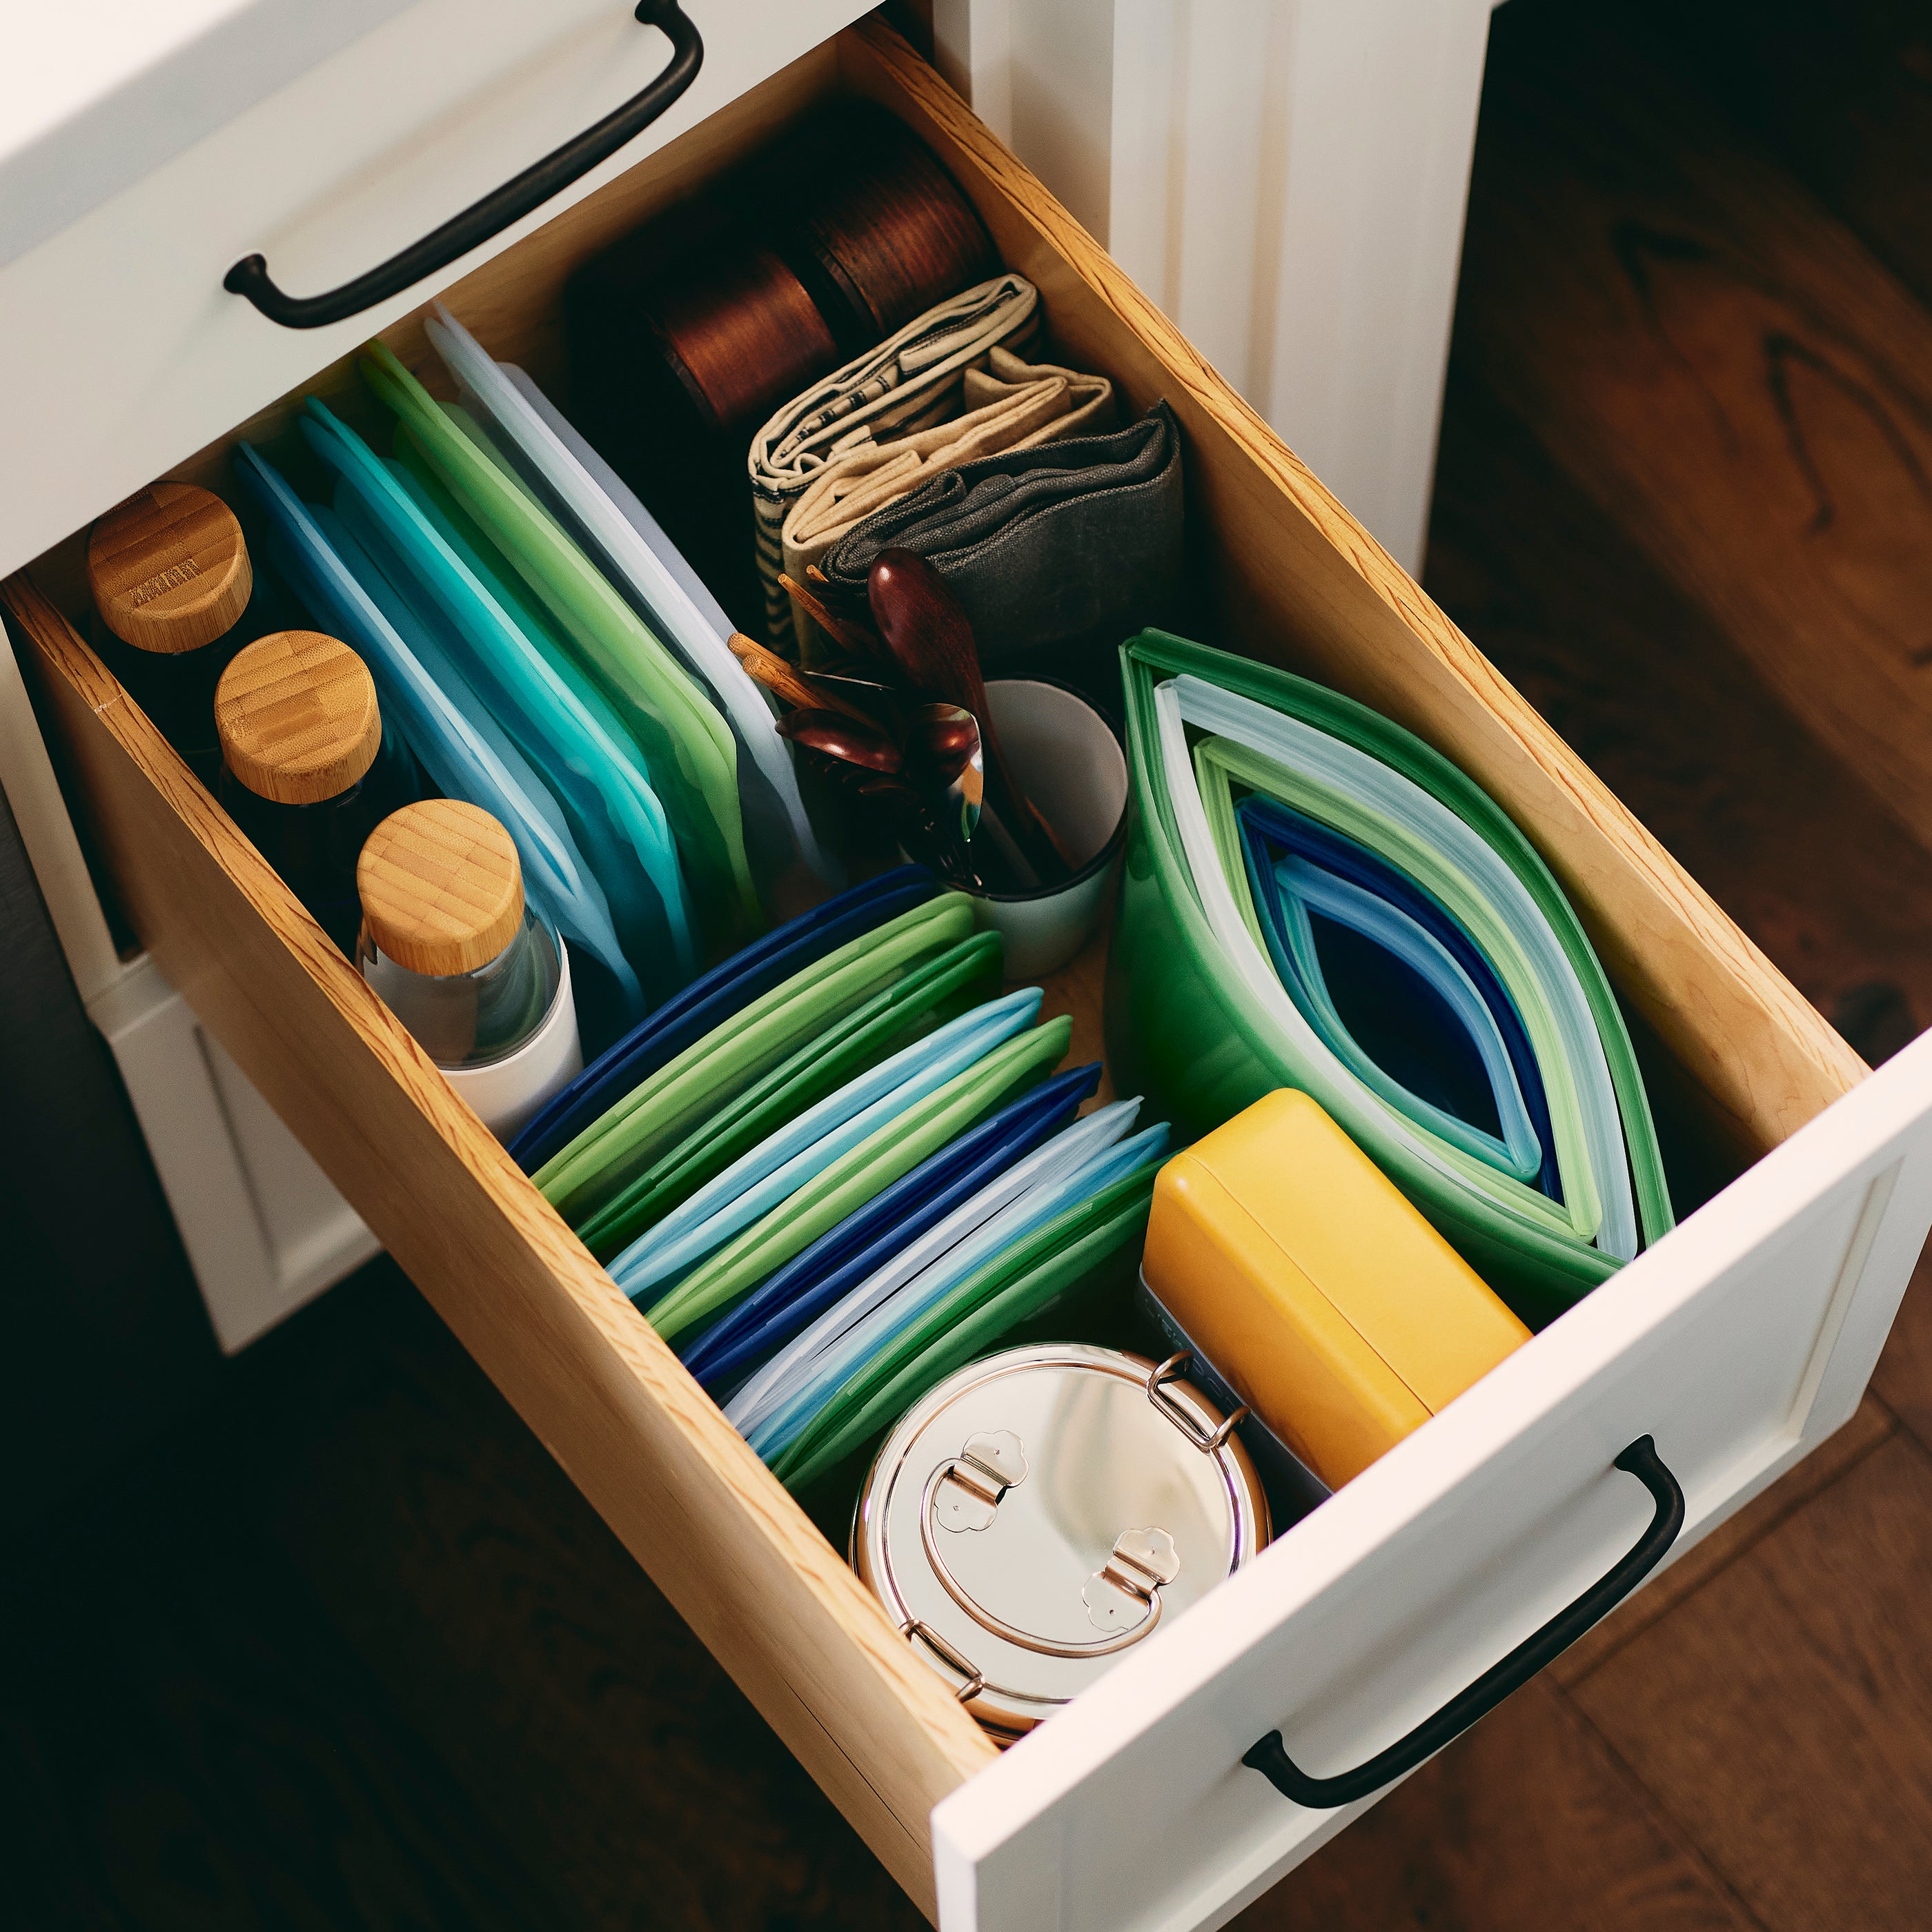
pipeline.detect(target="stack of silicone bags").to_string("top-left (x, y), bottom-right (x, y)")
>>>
top-left (230, 313), bottom-right (861, 1046)
top-left (1110, 631), bottom-right (1673, 1325)
top-left (524, 865), bottom-right (1168, 1490)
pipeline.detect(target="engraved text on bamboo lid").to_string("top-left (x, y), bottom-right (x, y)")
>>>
top-left (216, 632), bottom-right (382, 805)
top-left (358, 800), bottom-right (524, 978)
top-left (88, 482), bottom-right (253, 654)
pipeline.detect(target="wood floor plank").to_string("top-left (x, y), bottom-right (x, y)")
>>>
top-left (1424, 359), bottom-right (1932, 1065)
top-left (1568, 1435), bottom-right (1932, 1931)
top-left (1870, 1239), bottom-right (1932, 1456)
top-left (1239, 1680), bottom-right (1757, 1932)
top-left (239, 1264), bottom-right (923, 1932)
top-left (1457, 3), bottom-right (1932, 858)
top-left (1623, 0), bottom-right (1932, 315)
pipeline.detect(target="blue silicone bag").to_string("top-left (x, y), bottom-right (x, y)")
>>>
top-left (232, 442), bottom-right (644, 1036)
top-left (1237, 795), bottom-right (1559, 1198)
top-left (741, 1116), bottom-right (1172, 1461)
top-left (682, 1060), bottom-right (1102, 1393)
top-left (506, 865), bottom-right (938, 1174)
top-left (609, 989), bottom-right (1042, 1303)
top-left (1244, 843), bottom-right (1544, 1185)
top-left (303, 402), bottom-right (699, 1005)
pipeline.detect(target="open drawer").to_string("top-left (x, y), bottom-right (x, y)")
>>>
top-left (8, 19), bottom-right (1932, 1931)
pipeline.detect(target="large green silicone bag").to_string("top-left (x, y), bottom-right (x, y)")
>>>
top-left (1108, 629), bottom-right (1672, 1324)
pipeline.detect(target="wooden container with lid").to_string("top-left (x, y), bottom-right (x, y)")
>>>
top-left (88, 482), bottom-right (253, 655)
top-left (215, 632), bottom-right (382, 805)
top-left (357, 799), bottom-right (526, 978)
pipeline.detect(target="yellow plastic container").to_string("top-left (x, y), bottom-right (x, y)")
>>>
top-left (1142, 1090), bottom-right (1531, 1489)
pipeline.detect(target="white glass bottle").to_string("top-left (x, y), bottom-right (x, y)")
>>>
top-left (356, 800), bottom-right (581, 1139)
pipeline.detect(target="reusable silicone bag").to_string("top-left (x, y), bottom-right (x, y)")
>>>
top-left (231, 442), bottom-right (644, 1036)
top-left (510, 865), bottom-right (936, 1174)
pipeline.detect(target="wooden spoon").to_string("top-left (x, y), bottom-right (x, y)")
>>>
top-left (866, 549), bottom-right (1073, 882)
top-left (775, 707), bottom-right (903, 773)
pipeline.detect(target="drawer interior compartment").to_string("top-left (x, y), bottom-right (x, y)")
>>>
top-left (3, 19), bottom-right (1907, 1931)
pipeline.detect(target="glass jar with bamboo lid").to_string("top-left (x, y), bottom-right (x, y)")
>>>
top-left (355, 799), bottom-right (581, 1139)
top-left (215, 631), bottom-right (422, 954)
top-left (86, 482), bottom-right (294, 784)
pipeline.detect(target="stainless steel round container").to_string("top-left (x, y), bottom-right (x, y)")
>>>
top-left (851, 1343), bottom-right (1270, 1739)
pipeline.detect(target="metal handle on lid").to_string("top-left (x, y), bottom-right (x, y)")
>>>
top-left (1147, 1352), bottom-right (1248, 1452)
top-left (224, 2), bottom-right (703, 329)
top-left (1243, 1435), bottom-right (1683, 1809)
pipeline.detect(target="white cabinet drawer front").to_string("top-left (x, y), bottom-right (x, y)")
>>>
top-left (0, 0), bottom-right (869, 582)
top-left (935, 1030), bottom-right (1932, 1932)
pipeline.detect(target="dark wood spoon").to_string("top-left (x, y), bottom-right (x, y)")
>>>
top-left (775, 707), bottom-right (903, 773)
top-left (866, 549), bottom-right (1072, 883)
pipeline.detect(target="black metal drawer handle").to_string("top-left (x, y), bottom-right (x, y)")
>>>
top-left (224, 1), bottom-right (703, 330)
top-left (1244, 1435), bottom-right (1683, 1810)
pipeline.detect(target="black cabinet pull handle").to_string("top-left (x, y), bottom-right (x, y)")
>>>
top-left (1244, 1435), bottom-right (1683, 1810)
top-left (224, 1), bottom-right (703, 330)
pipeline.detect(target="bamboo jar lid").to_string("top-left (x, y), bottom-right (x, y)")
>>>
top-left (88, 482), bottom-right (253, 653)
top-left (358, 800), bottom-right (524, 977)
top-left (216, 632), bottom-right (382, 805)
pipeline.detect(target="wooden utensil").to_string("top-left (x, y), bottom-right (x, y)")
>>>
top-left (866, 549), bottom-right (1074, 882)
top-left (778, 571), bottom-right (885, 663)
top-left (775, 707), bottom-right (904, 773)
top-left (728, 633), bottom-right (874, 724)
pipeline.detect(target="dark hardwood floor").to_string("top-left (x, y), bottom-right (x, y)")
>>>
top-left (12, 1), bottom-right (1932, 1925)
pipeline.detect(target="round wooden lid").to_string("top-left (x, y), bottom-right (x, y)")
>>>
top-left (357, 800), bottom-right (524, 977)
top-left (88, 482), bottom-right (253, 654)
top-left (215, 632), bottom-right (382, 805)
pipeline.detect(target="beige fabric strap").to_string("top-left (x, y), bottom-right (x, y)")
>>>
top-left (777, 348), bottom-right (1114, 658)
top-left (747, 273), bottom-right (1043, 649)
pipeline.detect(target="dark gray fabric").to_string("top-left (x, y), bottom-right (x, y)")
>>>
top-left (818, 400), bottom-right (1183, 671)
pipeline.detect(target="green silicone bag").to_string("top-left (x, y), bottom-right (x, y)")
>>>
top-left (575, 931), bottom-right (1003, 1261)
top-left (362, 342), bottom-right (758, 951)
top-left (1111, 630), bottom-right (1670, 1325)
top-left (538, 894), bottom-right (976, 1227)
top-left (772, 1163), bottom-right (1159, 1491)
top-left (644, 1016), bottom-right (1074, 1346)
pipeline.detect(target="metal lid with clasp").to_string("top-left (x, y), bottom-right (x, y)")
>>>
top-left (851, 1344), bottom-right (1270, 1738)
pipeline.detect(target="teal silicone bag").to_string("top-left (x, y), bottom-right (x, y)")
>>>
top-left (232, 441), bottom-right (645, 1038)
top-left (304, 401), bottom-right (700, 1003)
top-left (362, 343), bottom-right (758, 954)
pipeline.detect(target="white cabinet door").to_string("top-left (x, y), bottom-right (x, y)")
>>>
top-left (933, 1028), bottom-right (1932, 1932)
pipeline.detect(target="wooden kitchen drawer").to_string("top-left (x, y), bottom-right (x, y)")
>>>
top-left (8, 21), bottom-right (1932, 1932)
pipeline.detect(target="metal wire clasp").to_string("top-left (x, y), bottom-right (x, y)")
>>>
top-left (1146, 1352), bottom-right (1248, 1452)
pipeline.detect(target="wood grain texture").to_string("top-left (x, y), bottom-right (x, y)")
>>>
top-left (86, 480), bottom-right (251, 655)
top-left (1569, 1433), bottom-right (1932, 1931)
top-left (1461, 6), bottom-right (1932, 876)
top-left (1244, 1679), bottom-right (1755, 1932)
top-left (216, 631), bottom-right (382, 807)
top-left (1, 573), bottom-right (996, 1918)
top-left (1425, 359), bottom-right (1932, 1061)
top-left (357, 800), bottom-right (524, 978)
top-left (838, 18), bottom-right (1863, 1163)
top-left (4, 21), bottom-right (1896, 1918)
top-left (1628, 0), bottom-right (1932, 317)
